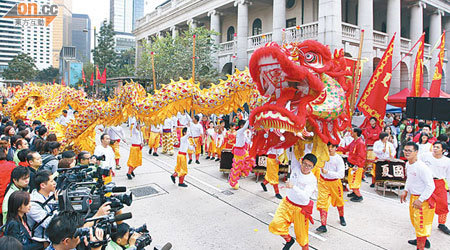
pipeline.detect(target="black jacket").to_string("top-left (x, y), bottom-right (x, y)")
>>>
top-left (4, 217), bottom-right (44, 250)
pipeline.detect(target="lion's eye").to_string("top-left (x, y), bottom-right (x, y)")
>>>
top-left (305, 52), bottom-right (317, 64)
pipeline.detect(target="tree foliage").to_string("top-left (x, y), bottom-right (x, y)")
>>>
top-left (3, 53), bottom-right (37, 82)
top-left (113, 47), bottom-right (135, 77)
top-left (34, 66), bottom-right (59, 83)
top-left (137, 27), bottom-right (223, 89)
top-left (93, 20), bottom-right (117, 70)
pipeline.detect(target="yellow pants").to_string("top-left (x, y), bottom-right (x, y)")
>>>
top-left (111, 141), bottom-right (120, 160)
top-left (269, 198), bottom-right (309, 247)
top-left (208, 140), bottom-right (216, 154)
top-left (142, 126), bottom-right (150, 141)
top-left (175, 153), bottom-right (188, 177)
top-left (127, 145), bottom-right (142, 168)
top-left (317, 177), bottom-right (344, 211)
top-left (148, 132), bottom-right (161, 149)
top-left (187, 137), bottom-right (201, 155)
top-left (410, 195), bottom-right (435, 237)
top-left (348, 167), bottom-right (364, 189)
top-left (265, 157), bottom-right (279, 185)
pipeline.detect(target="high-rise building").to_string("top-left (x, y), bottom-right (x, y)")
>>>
top-left (0, 0), bottom-right (21, 78)
top-left (110, 0), bottom-right (133, 33)
top-left (20, 0), bottom-right (52, 70)
top-left (72, 14), bottom-right (91, 64)
top-left (132, 0), bottom-right (144, 31)
top-left (114, 31), bottom-right (135, 52)
top-left (52, 0), bottom-right (73, 68)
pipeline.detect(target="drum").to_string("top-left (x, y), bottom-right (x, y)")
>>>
top-left (219, 149), bottom-right (233, 173)
top-left (374, 159), bottom-right (406, 182)
top-left (253, 155), bottom-right (267, 174)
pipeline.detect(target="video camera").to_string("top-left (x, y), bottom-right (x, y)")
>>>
top-left (129, 224), bottom-right (153, 250)
top-left (56, 165), bottom-right (95, 190)
top-left (92, 154), bottom-right (106, 161)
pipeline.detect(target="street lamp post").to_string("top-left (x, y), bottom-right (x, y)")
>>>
top-left (83, 26), bottom-right (97, 96)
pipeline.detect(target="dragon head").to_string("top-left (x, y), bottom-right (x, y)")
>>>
top-left (249, 40), bottom-right (350, 155)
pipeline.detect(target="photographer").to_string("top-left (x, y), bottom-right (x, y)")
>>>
top-left (93, 134), bottom-right (115, 170)
top-left (41, 142), bottom-right (61, 174)
top-left (2, 166), bottom-right (30, 224)
top-left (106, 223), bottom-right (141, 250)
top-left (45, 211), bottom-right (104, 250)
top-left (27, 170), bottom-right (58, 241)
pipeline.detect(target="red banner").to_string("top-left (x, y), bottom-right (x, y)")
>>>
top-left (90, 72), bottom-right (94, 86)
top-left (100, 68), bottom-right (107, 84)
top-left (429, 31), bottom-right (445, 98)
top-left (96, 65), bottom-right (101, 80)
top-left (357, 33), bottom-right (396, 127)
top-left (82, 69), bottom-right (86, 83)
top-left (411, 34), bottom-right (425, 97)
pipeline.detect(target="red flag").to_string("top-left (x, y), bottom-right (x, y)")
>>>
top-left (82, 69), bottom-right (86, 83)
top-left (61, 78), bottom-right (66, 86)
top-left (411, 33), bottom-right (425, 97)
top-left (357, 33), bottom-right (396, 127)
top-left (52, 79), bottom-right (55, 85)
top-left (429, 31), bottom-right (445, 98)
top-left (90, 72), bottom-right (94, 86)
top-left (100, 68), bottom-right (107, 84)
top-left (96, 65), bottom-right (101, 80)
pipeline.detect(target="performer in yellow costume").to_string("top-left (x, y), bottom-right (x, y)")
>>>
top-left (105, 125), bottom-right (125, 170)
top-left (316, 143), bottom-right (346, 233)
top-left (127, 122), bottom-right (143, 180)
top-left (401, 142), bottom-right (435, 250)
top-left (187, 115), bottom-right (203, 164)
top-left (148, 124), bottom-right (162, 156)
top-left (269, 153), bottom-right (318, 250)
top-left (260, 148), bottom-right (284, 199)
top-left (171, 128), bottom-right (191, 187)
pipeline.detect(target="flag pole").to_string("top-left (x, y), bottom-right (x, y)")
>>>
top-left (350, 29), bottom-right (365, 116)
top-left (192, 34), bottom-right (196, 83)
top-left (151, 51), bottom-right (157, 92)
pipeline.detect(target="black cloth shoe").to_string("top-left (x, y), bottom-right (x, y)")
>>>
top-left (316, 225), bottom-right (327, 232)
top-left (196, 160), bottom-right (200, 164)
top-left (148, 149), bottom-right (152, 154)
top-left (438, 224), bottom-right (450, 235)
top-left (215, 158), bottom-right (220, 161)
top-left (275, 194), bottom-right (283, 199)
top-left (370, 184), bottom-right (375, 188)
top-left (347, 192), bottom-right (356, 198)
top-left (205, 156), bottom-right (210, 159)
top-left (153, 152), bottom-right (159, 156)
top-left (170, 175), bottom-right (176, 184)
top-left (210, 157), bottom-right (215, 161)
top-left (127, 174), bottom-right (132, 180)
top-left (407, 239), bottom-right (431, 249)
top-left (261, 182), bottom-right (267, 192)
top-left (340, 216), bottom-right (346, 226)
top-left (178, 183), bottom-right (188, 187)
top-left (188, 159), bottom-right (192, 164)
top-left (350, 196), bottom-right (363, 202)
top-left (282, 237), bottom-right (295, 250)
top-left (131, 171), bottom-right (135, 177)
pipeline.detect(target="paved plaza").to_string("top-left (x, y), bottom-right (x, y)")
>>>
top-left (109, 127), bottom-right (450, 250)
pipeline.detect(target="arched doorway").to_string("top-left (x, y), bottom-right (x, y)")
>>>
top-left (227, 26), bottom-right (235, 41)
top-left (400, 62), bottom-right (409, 90)
top-left (222, 62), bottom-right (233, 75)
top-left (252, 18), bottom-right (262, 36)
top-left (423, 65), bottom-right (429, 89)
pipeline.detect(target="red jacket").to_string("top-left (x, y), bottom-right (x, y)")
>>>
top-left (0, 160), bottom-right (17, 213)
top-left (338, 137), bottom-right (366, 168)
top-left (413, 133), bottom-right (437, 144)
top-left (362, 125), bottom-right (382, 146)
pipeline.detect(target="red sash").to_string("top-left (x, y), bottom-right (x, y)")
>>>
top-left (286, 197), bottom-right (314, 224)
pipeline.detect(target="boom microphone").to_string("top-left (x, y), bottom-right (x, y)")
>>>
top-left (114, 212), bottom-right (132, 222)
top-left (110, 186), bottom-right (127, 193)
top-left (161, 242), bottom-right (173, 250)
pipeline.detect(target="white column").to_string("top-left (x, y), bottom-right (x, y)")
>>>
top-left (387, 0), bottom-right (401, 93)
top-left (318, 0), bottom-right (342, 52)
top-left (187, 19), bottom-right (198, 29)
top-left (208, 10), bottom-right (222, 45)
top-left (444, 18), bottom-right (450, 93)
top-left (235, 0), bottom-right (250, 70)
top-left (429, 9), bottom-right (444, 89)
top-left (272, 0), bottom-right (286, 44)
top-left (409, 2), bottom-right (425, 45)
top-left (358, 0), bottom-right (374, 94)
top-left (170, 26), bottom-right (178, 39)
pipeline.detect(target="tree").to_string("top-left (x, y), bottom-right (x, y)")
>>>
top-left (137, 27), bottom-right (223, 89)
top-left (113, 47), bottom-right (135, 77)
top-left (34, 66), bottom-right (59, 83)
top-left (92, 20), bottom-right (117, 71)
top-left (3, 53), bottom-right (37, 81)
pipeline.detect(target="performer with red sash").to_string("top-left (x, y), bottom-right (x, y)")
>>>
top-left (171, 127), bottom-right (192, 187)
top-left (401, 141), bottom-right (436, 250)
top-left (106, 125), bottom-right (125, 170)
top-left (269, 153), bottom-right (318, 250)
top-left (127, 122), bottom-right (143, 180)
top-left (228, 120), bottom-right (255, 189)
top-left (316, 143), bottom-right (346, 233)
top-left (337, 128), bottom-right (366, 202)
top-left (419, 141), bottom-right (450, 235)
top-left (148, 124), bottom-right (162, 156)
top-left (261, 147), bottom-right (283, 199)
top-left (187, 115), bottom-right (204, 164)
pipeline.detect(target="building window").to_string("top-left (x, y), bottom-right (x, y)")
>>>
top-left (252, 18), bottom-right (262, 36)
top-left (227, 26), bottom-right (235, 41)
top-left (286, 0), bottom-right (296, 9)
top-left (286, 18), bottom-right (296, 28)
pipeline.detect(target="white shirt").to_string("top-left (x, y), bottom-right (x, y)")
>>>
top-left (420, 152), bottom-right (450, 181)
top-left (94, 144), bottom-right (116, 169)
top-left (130, 125), bottom-right (143, 145)
top-left (106, 126), bottom-right (125, 141)
top-left (286, 152), bottom-right (317, 205)
top-left (418, 143), bottom-right (432, 156)
top-left (235, 120), bottom-right (249, 147)
top-left (189, 122), bottom-right (203, 137)
top-left (177, 112), bottom-right (190, 126)
top-left (56, 115), bottom-right (70, 126)
top-left (404, 160), bottom-right (435, 202)
top-left (128, 117), bottom-right (136, 126)
top-left (322, 154), bottom-right (346, 179)
top-left (215, 132), bottom-right (225, 148)
top-left (163, 117), bottom-right (176, 130)
top-left (373, 140), bottom-right (396, 160)
top-left (267, 148), bottom-right (283, 156)
top-left (179, 133), bottom-right (193, 153)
